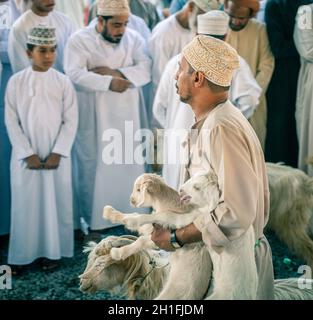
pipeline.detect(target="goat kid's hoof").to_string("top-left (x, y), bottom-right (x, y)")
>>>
top-left (103, 206), bottom-right (114, 219)
top-left (110, 248), bottom-right (125, 261)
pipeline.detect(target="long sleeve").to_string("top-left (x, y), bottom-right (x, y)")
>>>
top-left (152, 59), bottom-right (174, 128)
top-left (149, 31), bottom-right (173, 90)
top-left (230, 58), bottom-right (262, 119)
top-left (294, 5), bottom-right (313, 62)
top-left (255, 25), bottom-right (275, 92)
top-left (64, 35), bottom-right (113, 92)
top-left (194, 125), bottom-right (259, 249)
top-left (265, 0), bottom-right (303, 59)
top-left (8, 25), bottom-right (30, 74)
top-left (52, 78), bottom-right (78, 157)
top-left (5, 77), bottom-right (35, 160)
top-left (118, 34), bottom-right (151, 87)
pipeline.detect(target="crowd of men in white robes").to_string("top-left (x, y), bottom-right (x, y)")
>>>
top-left (0, 0), bottom-right (313, 271)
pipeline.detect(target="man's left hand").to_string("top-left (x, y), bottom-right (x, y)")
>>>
top-left (151, 224), bottom-right (175, 252)
top-left (44, 153), bottom-right (61, 170)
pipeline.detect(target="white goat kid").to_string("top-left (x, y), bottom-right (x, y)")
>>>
top-left (104, 173), bottom-right (212, 300)
top-left (103, 171), bottom-right (258, 299)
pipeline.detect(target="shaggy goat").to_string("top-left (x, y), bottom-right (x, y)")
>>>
top-left (266, 163), bottom-right (313, 269)
top-left (79, 235), bottom-right (313, 300)
top-left (103, 171), bottom-right (258, 299)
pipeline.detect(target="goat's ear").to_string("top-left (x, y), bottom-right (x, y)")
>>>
top-left (143, 178), bottom-right (161, 194)
top-left (79, 255), bottom-right (115, 279)
top-left (83, 241), bottom-right (97, 253)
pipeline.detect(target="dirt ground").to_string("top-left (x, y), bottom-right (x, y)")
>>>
top-left (0, 227), bottom-right (306, 300)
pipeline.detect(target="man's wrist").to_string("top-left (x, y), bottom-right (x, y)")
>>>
top-left (170, 229), bottom-right (183, 249)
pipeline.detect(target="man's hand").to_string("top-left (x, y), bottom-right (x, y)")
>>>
top-left (90, 66), bottom-right (125, 79)
top-left (109, 77), bottom-right (132, 93)
top-left (25, 154), bottom-right (42, 170)
top-left (151, 224), bottom-right (176, 252)
top-left (44, 153), bottom-right (61, 170)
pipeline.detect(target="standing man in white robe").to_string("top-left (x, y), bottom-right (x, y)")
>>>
top-left (224, 0), bottom-right (274, 149)
top-left (153, 10), bottom-right (261, 190)
top-left (0, 0), bottom-right (13, 236)
top-left (64, 0), bottom-right (151, 231)
top-left (294, 3), bottom-right (313, 176)
top-left (5, 26), bottom-right (78, 269)
top-left (151, 35), bottom-right (274, 299)
top-left (55, 0), bottom-right (87, 30)
top-left (149, 0), bottom-right (221, 100)
top-left (8, 0), bottom-right (74, 74)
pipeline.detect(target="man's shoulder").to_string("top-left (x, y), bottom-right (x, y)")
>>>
top-left (68, 26), bottom-right (93, 44)
top-left (11, 10), bottom-right (31, 29)
top-left (203, 101), bottom-right (247, 129)
top-left (151, 15), bottom-right (176, 37)
top-left (50, 10), bottom-right (73, 26)
top-left (248, 18), bottom-right (266, 32)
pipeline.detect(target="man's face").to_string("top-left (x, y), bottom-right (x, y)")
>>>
top-left (175, 57), bottom-right (194, 104)
top-left (224, 2), bottom-right (251, 32)
top-left (32, 0), bottom-right (55, 13)
top-left (99, 16), bottom-right (129, 44)
top-left (27, 45), bottom-right (56, 72)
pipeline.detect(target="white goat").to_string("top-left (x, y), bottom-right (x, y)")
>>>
top-left (267, 163), bottom-right (313, 269)
top-left (79, 235), bottom-right (313, 300)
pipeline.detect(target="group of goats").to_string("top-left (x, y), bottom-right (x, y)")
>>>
top-left (79, 163), bottom-right (313, 300)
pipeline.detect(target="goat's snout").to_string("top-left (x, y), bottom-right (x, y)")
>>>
top-left (130, 196), bottom-right (136, 206)
top-left (179, 189), bottom-right (192, 205)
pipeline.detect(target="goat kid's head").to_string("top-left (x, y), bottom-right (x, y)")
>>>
top-left (79, 236), bottom-right (135, 294)
top-left (179, 171), bottom-right (220, 209)
top-left (130, 173), bottom-right (165, 208)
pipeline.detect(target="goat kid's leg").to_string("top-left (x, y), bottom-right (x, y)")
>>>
top-left (110, 235), bottom-right (154, 261)
top-left (103, 206), bottom-right (125, 223)
top-left (103, 206), bottom-right (143, 226)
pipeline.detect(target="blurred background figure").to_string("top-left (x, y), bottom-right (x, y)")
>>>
top-left (224, 0), bottom-right (274, 150)
top-left (264, 0), bottom-right (313, 167)
top-left (55, 0), bottom-right (87, 30)
top-left (294, 3), bottom-right (313, 175)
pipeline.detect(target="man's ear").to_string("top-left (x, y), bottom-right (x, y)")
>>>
top-left (193, 71), bottom-right (206, 88)
top-left (26, 49), bottom-right (32, 60)
top-left (187, 1), bottom-right (195, 12)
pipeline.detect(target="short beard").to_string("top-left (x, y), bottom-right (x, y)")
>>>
top-left (229, 23), bottom-right (247, 32)
top-left (179, 95), bottom-right (192, 103)
top-left (101, 31), bottom-right (122, 43)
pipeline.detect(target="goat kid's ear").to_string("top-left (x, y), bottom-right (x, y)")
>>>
top-left (80, 255), bottom-right (115, 279)
top-left (143, 179), bottom-right (160, 194)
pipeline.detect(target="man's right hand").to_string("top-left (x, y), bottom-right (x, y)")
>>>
top-left (25, 154), bottom-right (42, 170)
top-left (109, 77), bottom-right (132, 93)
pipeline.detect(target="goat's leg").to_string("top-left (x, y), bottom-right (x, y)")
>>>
top-left (123, 211), bottom-right (201, 231)
top-left (110, 235), bottom-right (155, 261)
top-left (103, 206), bottom-right (143, 226)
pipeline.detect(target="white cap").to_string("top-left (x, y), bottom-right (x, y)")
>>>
top-left (197, 10), bottom-right (230, 36)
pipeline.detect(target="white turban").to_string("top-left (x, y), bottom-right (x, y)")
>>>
top-left (197, 10), bottom-right (230, 36)
top-left (182, 35), bottom-right (239, 87)
top-left (97, 0), bottom-right (130, 16)
top-left (192, 0), bottom-right (222, 12)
